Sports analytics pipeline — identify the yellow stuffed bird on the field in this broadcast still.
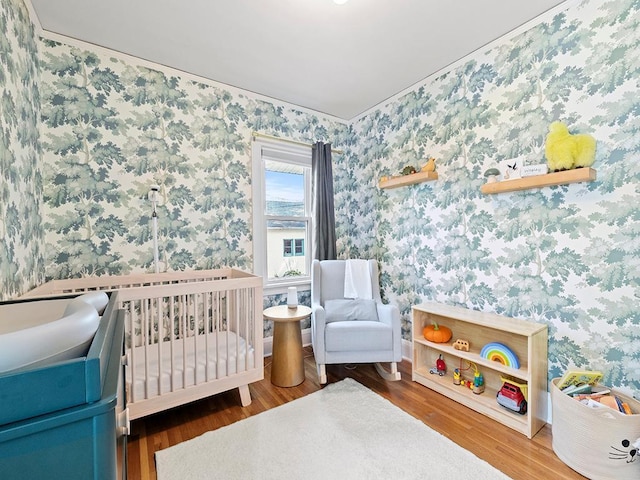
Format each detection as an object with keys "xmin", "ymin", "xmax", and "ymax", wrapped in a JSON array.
[
  {"xmin": 573, "ymin": 132, "xmax": 597, "ymax": 168},
  {"xmin": 421, "ymin": 157, "xmax": 436, "ymax": 172},
  {"xmin": 545, "ymin": 121, "xmax": 596, "ymax": 172}
]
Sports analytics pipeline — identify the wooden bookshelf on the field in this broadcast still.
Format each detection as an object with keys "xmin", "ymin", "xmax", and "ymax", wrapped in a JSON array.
[
  {"xmin": 379, "ymin": 171, "xmax": 438, "ymax": 189},
  {"xmin": 412, "ymin": 302, "xmax": 548, "ymax": 438},
  {"xmin": 480, "ymin": 168, "xmax": 596, "ymax": 194}
]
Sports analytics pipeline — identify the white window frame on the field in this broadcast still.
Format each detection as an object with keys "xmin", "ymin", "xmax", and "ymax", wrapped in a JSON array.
[{"xmin": 252, "ymin": 138, "xmax": 312, "ymax": 294}]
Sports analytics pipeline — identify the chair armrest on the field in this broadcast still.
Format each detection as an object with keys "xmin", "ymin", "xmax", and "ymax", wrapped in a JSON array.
[
  {"xmin": 377, "ymin": 303, "xmax": 402, "ymax": 360},
  {"xmin": 376, "ymin": 303, "xmax": 399, "ymax": 327},
  {"xmin": 311, "ymin": 303, "xmax": 327, "ymax": 363},
  {"xmin": 312, "ymin": 303, "xmax": 326, "ymax": 326}
]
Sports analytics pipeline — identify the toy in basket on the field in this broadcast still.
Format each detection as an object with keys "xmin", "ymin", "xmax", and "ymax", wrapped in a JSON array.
[{"xmin": 551, "ymin": 378, "xmax": 640, "ymax": 480}]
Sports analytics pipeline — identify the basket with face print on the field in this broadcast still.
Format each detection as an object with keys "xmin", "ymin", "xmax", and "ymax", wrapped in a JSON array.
[{"xmin": 551, "ymin": 378, "xmax": 640, "ymax": 480}]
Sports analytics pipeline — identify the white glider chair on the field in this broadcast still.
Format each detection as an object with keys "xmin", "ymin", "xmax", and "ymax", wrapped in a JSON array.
[{"xmin": 311, "ymin": 259, "xmax": 402, "ymax": 384}]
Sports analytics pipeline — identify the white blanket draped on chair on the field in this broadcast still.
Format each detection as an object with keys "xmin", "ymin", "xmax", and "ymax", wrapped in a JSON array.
[{"xmin": 343, "ymin": 259, "xmax": 372, "ymax": 299}]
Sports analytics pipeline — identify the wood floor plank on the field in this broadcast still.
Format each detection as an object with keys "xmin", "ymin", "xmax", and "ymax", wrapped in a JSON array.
[{"xmin": 126, "ymin": 354, "xmax": 586, "ymax": 479}]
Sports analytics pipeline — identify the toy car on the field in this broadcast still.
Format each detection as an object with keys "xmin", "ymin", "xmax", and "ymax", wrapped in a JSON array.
[
  {"xmin": 429, "ymin": 354, "xmax": 446, "ymax": 376},
  {"xmin": 496, "ymin": 381, "xmax": 527, "ymax": 415}
]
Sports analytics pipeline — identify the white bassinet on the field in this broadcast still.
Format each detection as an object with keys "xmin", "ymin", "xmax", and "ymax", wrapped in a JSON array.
[{"xmin": 0, "ymin": 292, "xmax": 108, "ymax": 373}]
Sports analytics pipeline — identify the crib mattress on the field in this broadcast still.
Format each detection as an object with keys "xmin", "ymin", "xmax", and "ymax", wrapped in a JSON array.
[{"xmin": 126, "ymin": 331, "xmax": 255, "ymax": 401}]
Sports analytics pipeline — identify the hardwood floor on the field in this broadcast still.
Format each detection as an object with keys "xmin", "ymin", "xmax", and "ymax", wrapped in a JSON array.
[{"xmin": 127, "ymin": 348, "xmax": 586, "ymax": 479}]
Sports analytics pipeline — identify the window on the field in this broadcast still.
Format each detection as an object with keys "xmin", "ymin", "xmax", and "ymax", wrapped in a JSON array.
[
  {"xmin": 283, "ymin": 238, "xmax": 304, "ymax": 257},
  {"xmin": 252, "ymin": 138, "xmax": 312, "ymax": 290},
  {"xmin": 284, "ymin": 239, "xmax": 293, "ymax": 257}
]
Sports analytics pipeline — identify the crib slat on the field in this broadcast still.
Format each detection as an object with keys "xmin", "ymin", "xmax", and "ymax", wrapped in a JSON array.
[
  {"xmin": 225, "ymin": 290, "xmax": 231, "ymax": 378},
  {"xmin": 141, "ymin": 299, "xmax": 148, "ymax": 400},
  {"xmin": 180, "ymin": 294, "xmax": 187, "ymax": 392},
  {"xmin": 155, "ymin": 296, "xmax": 163, "ymax": 399},
  {"xmin": 204, "ymin": 291, "xmax": 211, "ymax": 382},
  {"xmin": 216, "ymin": 291, "xmax": 222, "ymax": 379},
  {"xmin": 169, "ymin": 295, "xmax": 176, "ymax": 393},
  {"xmin": 194, "ymin": 292, "xmax": 200, "ymax": 386},
  {"xmin": 243, "ymin": 287, "xmax": 250, "ymax": 372},
  {"xmin": 235, "ymin": 288, "xmax": 241, "ymax": 375},
  {"xmin": 127, "ymin": 300, "xmax": 135, "ymax": 403}
]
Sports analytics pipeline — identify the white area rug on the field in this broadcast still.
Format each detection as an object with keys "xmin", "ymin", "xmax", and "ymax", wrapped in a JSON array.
[{"xmin": 155, "ymin": 378, "xmax": 511, "ymax": 480}]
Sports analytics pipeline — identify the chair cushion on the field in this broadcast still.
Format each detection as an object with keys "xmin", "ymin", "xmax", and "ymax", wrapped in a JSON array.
[
  {"xmin": 324, "ymin": 299, "xmax": 378, "ymax": 323},
  {"xmin": 325, "ymin": 321, "xmax": 392, "ymax": 352}
]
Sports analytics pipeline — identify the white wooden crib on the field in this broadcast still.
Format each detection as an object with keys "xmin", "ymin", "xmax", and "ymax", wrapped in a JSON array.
[{"xmin": 22, "ymin": 268, "xmax": 263, "ymax": 420}]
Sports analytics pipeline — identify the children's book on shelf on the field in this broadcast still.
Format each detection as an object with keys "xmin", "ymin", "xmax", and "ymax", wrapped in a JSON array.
[{"xmin": 557, "ymin": 369, "xmax": 603, "ymax": 391}]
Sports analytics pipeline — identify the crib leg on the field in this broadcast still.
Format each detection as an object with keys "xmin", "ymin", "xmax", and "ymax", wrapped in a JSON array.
[{"xmin": 238, "ymin": 384, "xmax": 252, "ymax": 407}]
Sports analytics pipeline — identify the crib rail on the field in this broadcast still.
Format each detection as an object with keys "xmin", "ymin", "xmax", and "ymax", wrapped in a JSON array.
[
  {"xmin": 22, "ymin": 269, "xmax": 263, "ymax": 419},
  {"xmin": 22, "ymin": 268, "xmax": 256, "ymax": 297}
]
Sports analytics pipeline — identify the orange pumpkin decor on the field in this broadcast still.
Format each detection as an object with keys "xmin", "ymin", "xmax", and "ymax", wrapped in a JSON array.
[{"xmin": 423, "ymin": 322, "xmax": 452, "ymax": 343}]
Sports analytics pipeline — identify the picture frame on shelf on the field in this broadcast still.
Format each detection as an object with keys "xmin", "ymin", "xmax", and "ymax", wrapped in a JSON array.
[{"xmin": 500, "ymin": 158, "xmax": 522, "ymax": 180}]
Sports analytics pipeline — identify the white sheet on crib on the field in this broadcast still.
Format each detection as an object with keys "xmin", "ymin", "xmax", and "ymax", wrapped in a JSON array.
[{"xmin": 126, "ymin": 331, "xmax": 255, "ymax": 401}]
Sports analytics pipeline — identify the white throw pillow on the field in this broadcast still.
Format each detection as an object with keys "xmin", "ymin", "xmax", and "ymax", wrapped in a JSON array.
[{"xmin": 324, "ymin": 299, "xmax": 378, "ymax": 323}]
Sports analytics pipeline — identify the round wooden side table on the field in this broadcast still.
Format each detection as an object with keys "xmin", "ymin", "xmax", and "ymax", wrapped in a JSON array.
[{"xmin": 263, "ymin": 305, "xmax": 311, "ymax": 387}]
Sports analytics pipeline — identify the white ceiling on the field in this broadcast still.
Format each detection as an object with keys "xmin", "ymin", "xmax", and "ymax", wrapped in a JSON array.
[{"xmin": 29, "ymin": 0, "xmax": 568, "ymax": 120}]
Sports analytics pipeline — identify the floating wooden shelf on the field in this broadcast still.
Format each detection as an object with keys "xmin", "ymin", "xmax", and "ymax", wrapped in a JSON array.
[
  {"xmin": 480, "ymin": 168, "xmax": 596, "ymax": 194},
  {"xmin": 379, "ymin": 171, "xmax": 438, "ymax": 189}
]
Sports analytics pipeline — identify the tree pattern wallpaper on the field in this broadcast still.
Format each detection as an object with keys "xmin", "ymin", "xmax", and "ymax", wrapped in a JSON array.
[
  {"xmin": 0, "ymin": 0, "xmax": 637, "ymax": 395},
  {"xmin": 349, "ymin": 0, "xmax": 639, "ymax": 393},
  {"xmin": 37, "ymin": 44, "xmax": 345, "ymax": 279},
  {"xmin": 0, "ymin": 0, "xmax": 43, "ymax": 299}
]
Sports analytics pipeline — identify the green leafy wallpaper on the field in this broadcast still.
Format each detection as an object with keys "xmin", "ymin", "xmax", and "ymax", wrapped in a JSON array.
[
  {"xmin": 349, "ymin": 0, "xmax": 639, "ymax": 392},
  {"xmin": 0, "ymin": 0, "xmax": 43, "ymax": 300},
  {"xmin": 38, "ymin": 43, "xmax": 346, "ymax": 279},
  {"xmin": 0, "ymin": 0, "xmax": 637, "ymax": 394}
]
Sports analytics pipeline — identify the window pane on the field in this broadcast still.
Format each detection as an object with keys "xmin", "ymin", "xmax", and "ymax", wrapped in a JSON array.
[
  {"xmin": 267, "ymin": 220, "xmax": 307, "ymax": 278},
  {"xmin": 265, "ymin": 160, "xmax": 304, "ymax": 216},
  {"xmin": 294, "ymin": 239, "xmax": 304, "ymax": 256},
  {"xmin": 283, "ymin": 239, "xmax": 293, "ymax": 257}
]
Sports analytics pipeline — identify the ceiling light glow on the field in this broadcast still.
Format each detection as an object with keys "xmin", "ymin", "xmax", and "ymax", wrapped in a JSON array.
[{"xmin": 333, "ymin": 0, "xmax": 349, "ymax": 5}]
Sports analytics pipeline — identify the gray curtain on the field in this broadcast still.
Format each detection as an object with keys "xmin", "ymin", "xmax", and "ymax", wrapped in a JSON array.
[{"xmin": 312, "ymin": 142, "xmax": 337, "ymax": 260}]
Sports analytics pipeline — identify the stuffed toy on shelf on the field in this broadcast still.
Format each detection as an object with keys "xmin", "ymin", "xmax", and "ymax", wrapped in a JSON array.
[{"xmin": 544, "ymin": 121, "xmax": 596, "ymax": 172}]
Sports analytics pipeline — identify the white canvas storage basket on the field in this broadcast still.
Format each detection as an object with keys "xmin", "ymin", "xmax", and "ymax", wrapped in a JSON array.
[{"xmin": 551, "ymin": 378, "xmax": 640, "ymax": 480}]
